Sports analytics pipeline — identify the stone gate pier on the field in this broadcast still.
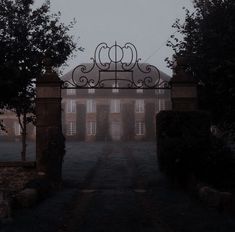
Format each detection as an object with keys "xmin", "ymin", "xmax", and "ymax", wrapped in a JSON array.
[{"xmin": 36, "ymin": 65, "xmax": 64, "ymax": 188}]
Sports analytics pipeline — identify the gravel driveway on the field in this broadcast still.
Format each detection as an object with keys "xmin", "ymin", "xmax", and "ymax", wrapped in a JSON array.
[{"xmin": 1, "ymin": 142, "xmax": 235, "ymax": 232}]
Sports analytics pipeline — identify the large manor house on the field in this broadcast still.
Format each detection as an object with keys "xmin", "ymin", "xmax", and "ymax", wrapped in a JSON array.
[{"xmin": 0, "ymin": 63, "xmax": 171, "ymax": 142}]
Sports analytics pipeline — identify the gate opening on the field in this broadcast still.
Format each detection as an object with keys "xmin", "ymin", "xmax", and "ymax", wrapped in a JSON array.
[{"xmin": 61, "ymin": 42, "xmax": 171, "ymax": 142}]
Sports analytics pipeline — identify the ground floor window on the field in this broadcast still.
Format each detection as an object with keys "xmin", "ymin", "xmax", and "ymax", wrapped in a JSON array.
[
  {"xmin": 66, "ymin": 121, "xmax": 76, "ymax": 136},
  {"xmin": 135, "ymin": 121, "xmax": 145, "ymax": 135},
  {"xmin": 87, "ymin": 121, "xmax": 96, "ymax": 135},
  {"xmin": 67, "ymin": 100, "xmax": 76, "ymax": 113},
  {"xmin": 158, "ymin": 99, "xmax": 166, "ymax": 111}
]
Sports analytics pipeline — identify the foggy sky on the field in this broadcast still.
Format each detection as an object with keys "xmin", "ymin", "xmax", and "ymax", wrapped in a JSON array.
[{"xmin": 35, "ymin": 0, "xmax": 194, "ymax": 75}]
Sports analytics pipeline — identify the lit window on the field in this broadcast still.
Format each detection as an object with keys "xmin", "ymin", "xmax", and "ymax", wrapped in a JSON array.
[
  {"xmin": 135, "ymin": 121, "xmax": 145, "ymax": 135},
  {"xmin": 66, "ymin": 83, "xmax": 76, "ymax": 95},
  {"xmin": 86, "ymin": 99, "xmax": 96, "ymax": 113},
  {"xmin": 88, "ymin": 83, "xmax": 95, "ymax": 94},
  {"xmin": 66, "ymin": 121, "xmax": 76, "ymax": 136},
  {"xmin": 14, "ymin": 122, "xmax": 21, "ymax": 136},
  {"xmin": 112, "ymin": 83, "xmax": 119, "ymax": 93},
  {"xmin": 87, "ymin": 121, "xmax": 96, "ymax": 135},
  {"xmin": 67, "ymin": 100, "xmax": 76, "ymax": 113},
  {"xmin": 135, "ymin": 99, "xmax": 144, "ymax": 113},
  {"xmin": 110, "ymin": 99, "xmax": 120, "ymax": 113}
]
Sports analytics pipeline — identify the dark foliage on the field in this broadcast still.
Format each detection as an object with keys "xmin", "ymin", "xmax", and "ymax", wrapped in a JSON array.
[
  {"xmin": 156, "ymin": 111, "xmax": 210, "ymax": 184},
  {"xmin": 0, "ymin": 0, "xmax": 80, "ymax": 159},
  {"xmin": 201, "ymin": 136, "xmax": 235, "ymax": 190},
  {"xmin": 166, "ymin": 0, "xmax": 235, "ymax": 127},
  {"xmin": 156, "ymin": 110, "xmax": 234, "ymax": 190}
]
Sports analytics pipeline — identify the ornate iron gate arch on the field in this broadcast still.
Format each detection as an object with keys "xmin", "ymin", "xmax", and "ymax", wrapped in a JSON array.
[{"xmin": 62, "ymin": 42, "xmax": 171, "ymax": 90}]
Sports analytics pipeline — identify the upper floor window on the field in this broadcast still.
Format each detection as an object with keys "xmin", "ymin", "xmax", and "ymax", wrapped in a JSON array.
[
  {"xmin": 136, "ymin": 83, "xmax": 143, "ymax": 94},
  {"xmin": 112, "ymin": 83, "xmax": 119, "ymax": 93},
  {"xmin": 66, "ymin": 84, "xmax": 76, "ymax": 95},
  {"xmin": 87, "ymin": 121, "xmax": 96, "ymax": 135},
  {"xmin": 110, "ymin": 99, "xmax": 120, "ymax": 113},
  {"xmin": 155, "ymin": 89, "xmax": 164, "ymax": 95},
  {"xmin": 88, "ymin": 83, "xmax": 95, "ymax": 94},
  {"xmin": 67, "ymin": 100, "xmax": 76, "ymax": 113},
  {"xmin": 135, "ymin": 99, "xmax": 144, "ymax": 113},
  {"xmin": 66, "ymin": 121, "xmax": 76, "ymax": 136},
  {"xmin": 86, "ymin": 99, "xmax": 96, "ymax": 113}
]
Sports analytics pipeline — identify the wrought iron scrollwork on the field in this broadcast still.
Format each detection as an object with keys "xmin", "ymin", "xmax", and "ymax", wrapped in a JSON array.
[{"xmin": 62, "ymin": 42, "xmax": 170, "ymax": 89}]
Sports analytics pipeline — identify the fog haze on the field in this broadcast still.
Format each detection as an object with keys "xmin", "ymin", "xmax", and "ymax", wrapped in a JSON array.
[{"xmin": 35, "ymin": 0, "xmax": 194, "ymax": 75}]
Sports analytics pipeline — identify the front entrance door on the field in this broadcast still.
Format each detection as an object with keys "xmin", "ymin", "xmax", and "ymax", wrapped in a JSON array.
[{"xmin": 111, "ymin": 122, "xmax": 121, "ymax": 141}]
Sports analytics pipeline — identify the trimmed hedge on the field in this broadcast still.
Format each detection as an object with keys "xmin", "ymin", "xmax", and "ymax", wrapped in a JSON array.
[
  {"xmin": 156, "ymin": 111, "xmax": 211, "ymax": 185},
  {"xmin": 156, "ymin": 111, "xmax": 235, "ymax": 190}
]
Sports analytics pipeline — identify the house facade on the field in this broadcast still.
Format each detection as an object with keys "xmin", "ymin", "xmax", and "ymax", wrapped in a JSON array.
[
  {"xmin": 0, "ymin": 63, "xmax": 172, "ymax": 142},
  {"xmin": 62, "ymin": 88, "xmax": 171, "ymax": 142},
  {"xmin": 61, "ymin": 63, "xmax": 172, "ymax": 141}
]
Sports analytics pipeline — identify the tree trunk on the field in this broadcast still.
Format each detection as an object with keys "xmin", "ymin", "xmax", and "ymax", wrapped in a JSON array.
[{"xmin": 21, "ymin": 112, "xmax": 27, "ymax": 161}]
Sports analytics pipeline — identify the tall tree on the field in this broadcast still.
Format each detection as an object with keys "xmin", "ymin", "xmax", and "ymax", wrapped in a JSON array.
[
  {"xmin": 166, "ymin": 0, "xmax": 235, "ymax": 129},
  {"xmin": 0, "ymin": 0, "xmax": 81, "ymax": 160}
]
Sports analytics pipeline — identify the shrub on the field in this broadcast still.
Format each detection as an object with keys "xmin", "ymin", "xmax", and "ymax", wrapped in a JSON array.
[
  {"xmin": 201, "ymin": 136, "xmax": 234, "ymax": 190},
  {"xmin": 156, "ymin": 111, "xmax": 211, "ymax": 185},
  {"xmin": 156, "ymin": 111, "xmax": 235, "ymax": 190}
]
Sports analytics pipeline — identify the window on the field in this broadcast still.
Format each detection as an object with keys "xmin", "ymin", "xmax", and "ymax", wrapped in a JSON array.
[
  {"xmin": 110, "ymin": 99, "xmax": 120, "ymax": 113},
  {"xmin": 88, "ymin": 83, "xmax": 95, "ymax": 94},
  {"xmin": 86, "ymin": 99, "xmax": 96, "ymax": 113},
  {"xmin": 155, "ymin": 89, "xmax": 164, "ymax": 95},
  {"xmin": 135, "ymin": 121, "xmax": 145, "ymax": 135},
  {"xmin": 137, "ymin": 88, "xmax": 143, "ymax": 94},
  {"xmin": 135, "ymin": 99, "xmax": 144, "ymax": 113},
  {"xmin": 158, "ymin": 99, "xmax": 165, "ymax": 111},
  {"xmin": 14, "ymin": 122, "xmax": 21, "ymax": 136},
  {"xmin": 66, "ymin": 84, "xmax": 76, "ymax": 95},
  {"xmin": 87, "ymin": 121, "xmax": 96, "ymax": 135},
  {"xmin": 136, "ymin": 83, "xmax": 143, "ymax": 93},
  {"xmin": 67, "ymin": 100, "xmax": 76, "ymax": 113},
  {"xmin": 112, "ymin": 83, "xmax": 119, "ymax": 93},
  {"xmin": 66, "ymin": 121, "xmax": 76, "ymax": 136}
]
